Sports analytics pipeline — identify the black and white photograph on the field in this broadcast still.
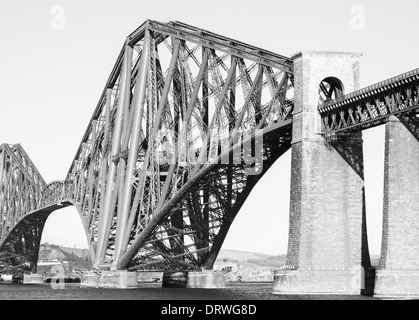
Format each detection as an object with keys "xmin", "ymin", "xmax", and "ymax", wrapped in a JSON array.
[{"xmin": 0, "ymin": 0, "xmax": 418, "ymax": 311}]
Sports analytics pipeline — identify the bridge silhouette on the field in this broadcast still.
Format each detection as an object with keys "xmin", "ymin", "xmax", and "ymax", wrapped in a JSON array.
[{"xmin": 0, "ymin": 20, "xmax": 418, "ymax": 297}]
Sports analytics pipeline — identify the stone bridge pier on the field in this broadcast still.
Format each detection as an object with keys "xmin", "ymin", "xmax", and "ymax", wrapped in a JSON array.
[
  {"xmin": 374, "ymin": 116, "xmax": 419, "ymax": 298},
  {"xmin": 273, "ymin": 51, "xmax": 375, "ymax": 295}
]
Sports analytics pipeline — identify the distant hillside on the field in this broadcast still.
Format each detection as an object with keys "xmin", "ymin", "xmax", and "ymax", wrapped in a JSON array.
[
  {"xmin": 218, "ymin": 250, "xmax": 272, "ymax": 261},
  {"xmin": 217, "ymin": 250, "xmax": 286, "ymax": 268},
  {"xmin": 39, "ymin": 243, "xmax": 91, "ymax": 270},
  {"xmin": 217, "ymin": 250, "xmax": 381, "ymax": 268}
]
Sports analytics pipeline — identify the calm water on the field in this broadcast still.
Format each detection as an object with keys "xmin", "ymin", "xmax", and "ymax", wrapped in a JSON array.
[{"xmin": 0, "ymin": 282, "xmax": 378, "ymax": 300}]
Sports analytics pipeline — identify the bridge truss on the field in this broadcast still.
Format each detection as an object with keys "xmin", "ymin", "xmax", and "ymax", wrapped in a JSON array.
[
  {"xmin": 61, "ymin": 20, "xmax": 295, "ymax": 271},
  {"xmin": 319, "ymin": 68, "xmax": 419, "ymax": 137},
  {"xmin": 0, "ymin": 144, "xmax": 48, "ymax": 272},
  {"xmin": 0, "ymin": 20, "xmax": 295, "ymax": 272}
]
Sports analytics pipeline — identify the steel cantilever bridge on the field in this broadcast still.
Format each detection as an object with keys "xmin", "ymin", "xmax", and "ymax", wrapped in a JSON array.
[
  {"xmin": 1, "ymin": 20, "xmax": 419, "ymax": 279},
  {"xmin": 0, "ymin": 20, "xmax": 294, "ymax": 272}
]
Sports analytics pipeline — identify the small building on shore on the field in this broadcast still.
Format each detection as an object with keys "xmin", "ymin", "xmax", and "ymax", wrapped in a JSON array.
[{"xmin": 0, "ymin": 274, "xmax": 13, "ymax": 282}]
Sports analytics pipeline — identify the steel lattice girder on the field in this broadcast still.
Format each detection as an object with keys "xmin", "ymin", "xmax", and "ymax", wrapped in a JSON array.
[
  {"xmin": 0, "ymin": 144, "xmax": 50, "ymax": 272},
  {"xmin": 0, "ymin": 209, "xmax": 51, "ymax": 273},
  {"xmin": 127, "ymin": 127, "xmax": 292, "ymax": 271},
  {"xmin": 46, "ymin": 20, "xmax": 296, "ymax": 271},
  {"xmin": 0, "ymin": 144, "xmax": 47, "ymax": 244},
  {"xmin": 319, "ymin": 68, "xmax": 419, "ymax": 137}
]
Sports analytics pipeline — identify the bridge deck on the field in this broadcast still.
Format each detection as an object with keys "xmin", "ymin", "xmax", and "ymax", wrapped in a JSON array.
[{"xmin": 319, "ymin": 68, "xmax": 419, "ymax": 135}]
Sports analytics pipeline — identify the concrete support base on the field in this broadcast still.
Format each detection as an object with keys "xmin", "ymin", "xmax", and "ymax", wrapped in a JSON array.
[
  {"xmin": 273, "ymin": 268, "xmax": 375, "ymax": 295},
  {"xmin": 80, "ymin": 270, "xmax": 138, "ymax": 289},
  {"xmin": 23, "ymin": 274, "xmax": 44, "ymax": 284},
  {"xmin": 187, "ymin": 271, "xmax": 225, "ymax": 289},
  {"xmin": 80, "ymin": 272, "xmax": 101, "ymax": 288},
  {"xmin": 374, "ymin": 270, "xmax": 419, "ymax": 299}
]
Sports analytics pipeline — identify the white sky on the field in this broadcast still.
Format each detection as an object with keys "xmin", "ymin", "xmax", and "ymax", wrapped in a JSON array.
[{"xmin": 1, "ymin": 0, "xmax": 418, "ymax": 255}]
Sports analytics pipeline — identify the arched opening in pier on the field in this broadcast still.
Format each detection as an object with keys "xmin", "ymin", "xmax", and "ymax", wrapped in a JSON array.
[{"xmin": 318, "ymin": 77, "xmax": 345, "ymax": 104}]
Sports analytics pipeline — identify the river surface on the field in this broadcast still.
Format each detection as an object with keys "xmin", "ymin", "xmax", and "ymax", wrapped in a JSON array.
[{"xmin": 0, "ymin": 282, "xmax": 378, "ymax": 300}]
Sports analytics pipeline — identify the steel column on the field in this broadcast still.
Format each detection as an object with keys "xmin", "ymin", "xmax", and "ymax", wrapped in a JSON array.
[
  {"xmin": 113, "ymin": 30, "xmax": 151, "ymax": 262},
  {"xmin": 94, "ymin": 43, "xmax": 133, "ymax": 267}
]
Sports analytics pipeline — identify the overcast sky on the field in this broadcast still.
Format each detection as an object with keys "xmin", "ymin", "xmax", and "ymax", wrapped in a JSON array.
[{"xmin": 1, "ymin": 0, "xmax": 418, "ymax": 255}]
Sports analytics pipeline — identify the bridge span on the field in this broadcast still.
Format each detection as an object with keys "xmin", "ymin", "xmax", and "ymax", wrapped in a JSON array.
[{"xmin": 1, "ymin": 21, "xmax": 418, "ymax": 298}]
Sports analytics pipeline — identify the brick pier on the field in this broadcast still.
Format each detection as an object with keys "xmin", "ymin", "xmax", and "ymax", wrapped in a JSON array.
[
  {"xmin": 374, "ymin": 116, "xmax": 419, "ymax": 298},
  {"xmin": 273, "ymin": 51, "xmax": 374, "ymax": 295}
]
